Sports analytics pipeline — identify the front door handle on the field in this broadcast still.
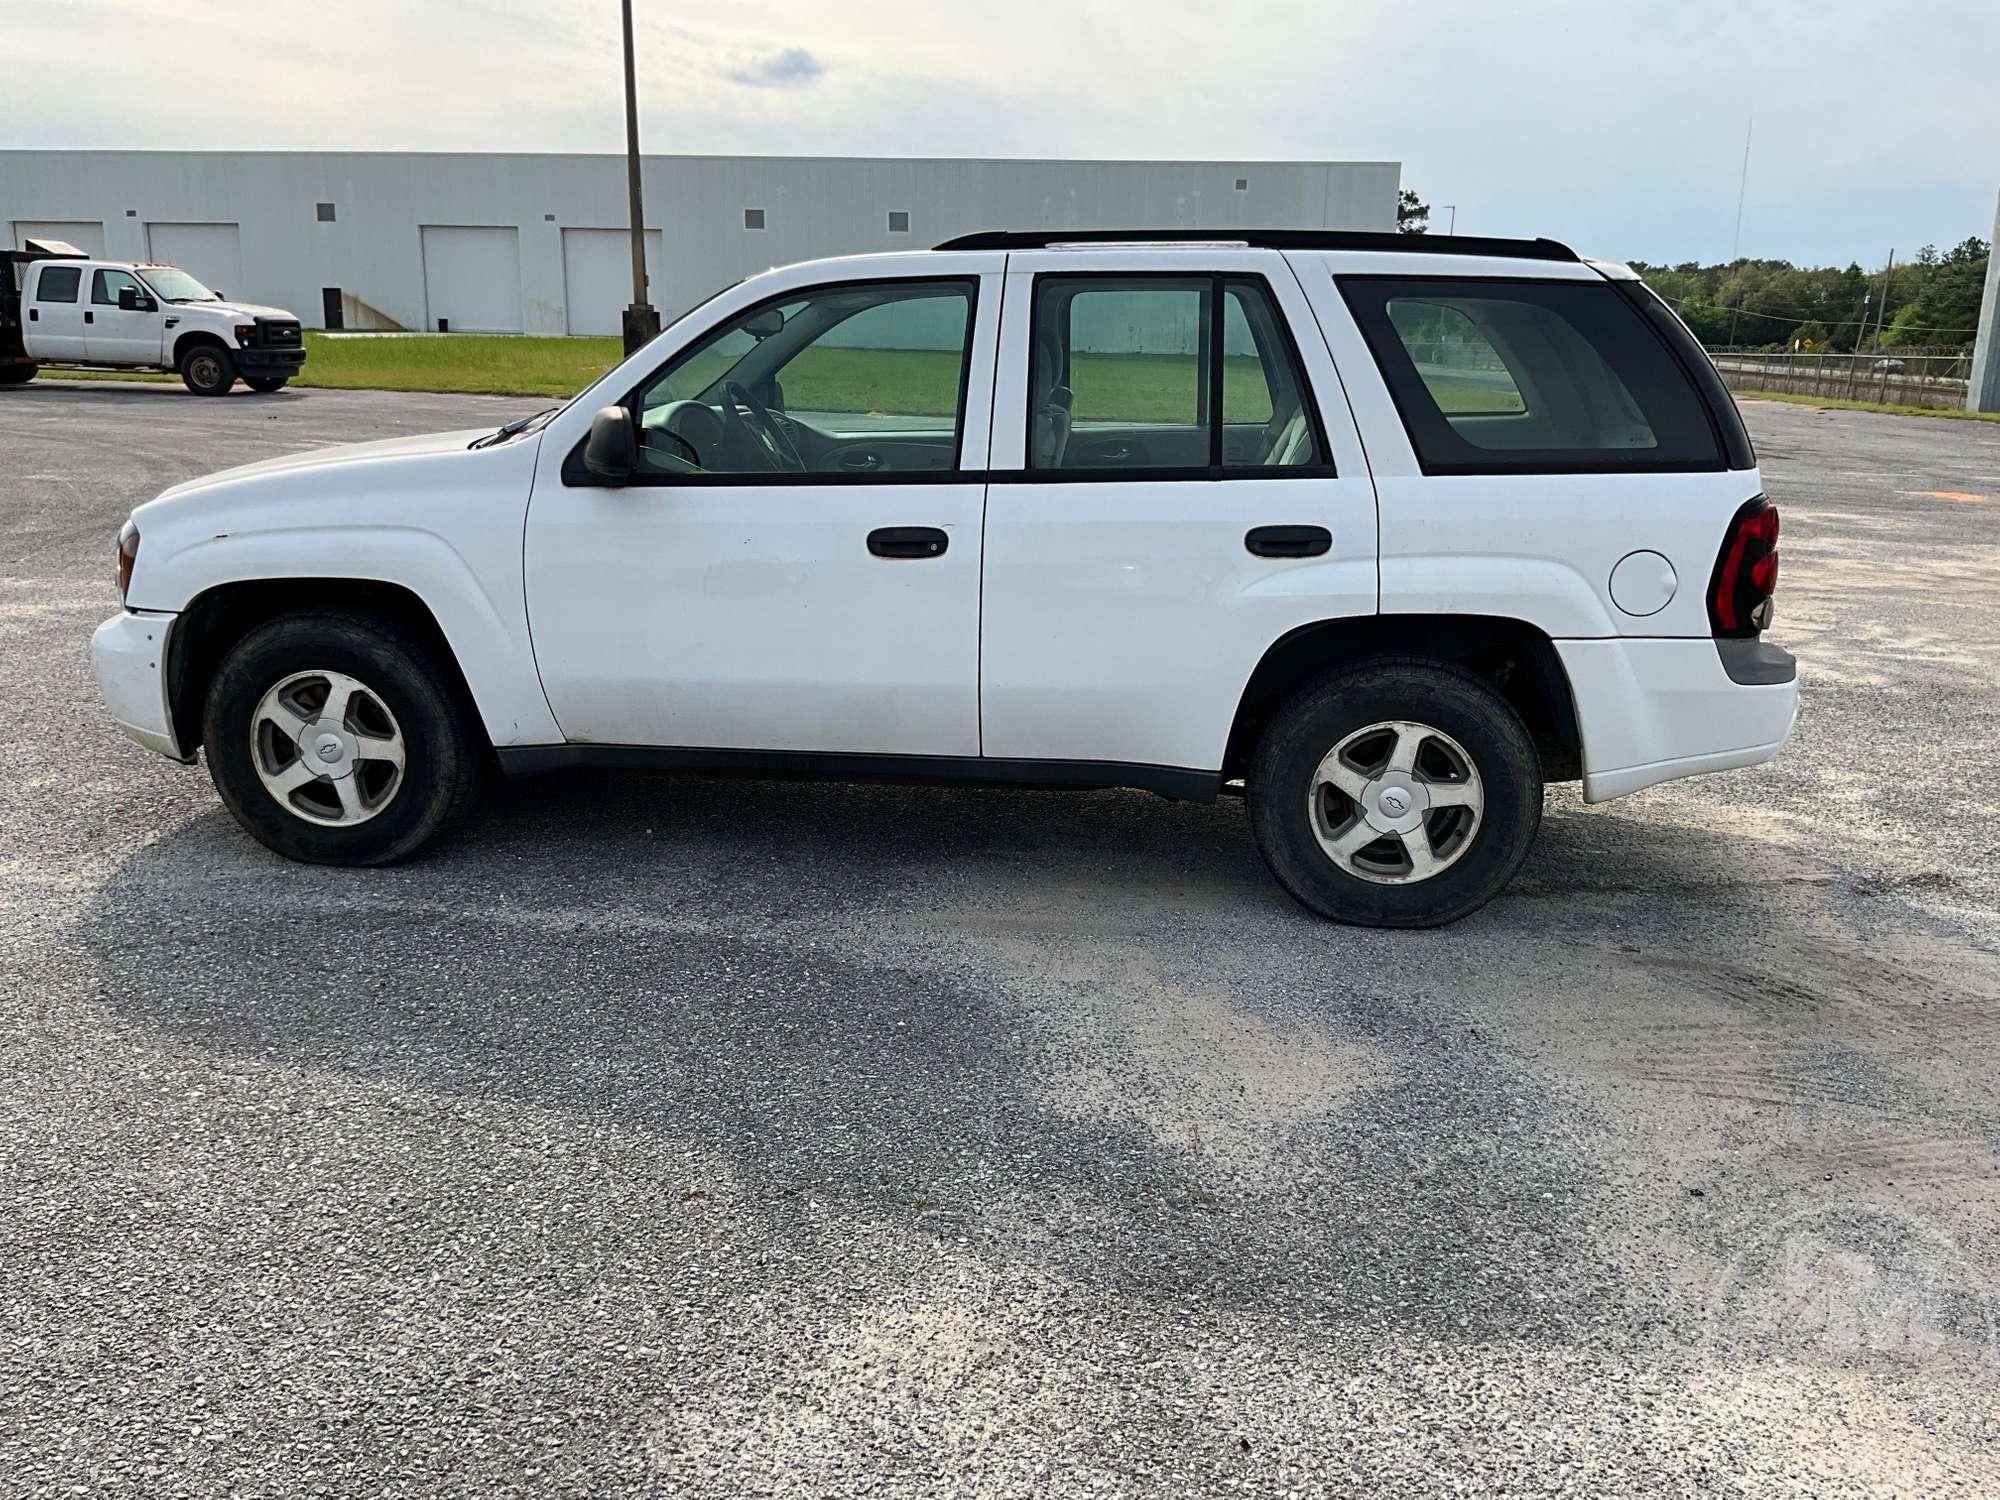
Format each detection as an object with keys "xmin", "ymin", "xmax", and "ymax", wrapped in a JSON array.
[
  {"xmin": 867, "ymin": 526, "xmax": 949, "ymax": 560},
  {"xmin": 1245, "ymin": 524, "xmax": 1331, "ymax": 558},
  {"xmin": 84, "ymin": 310, "xmax": 94, "ymax": 324}
]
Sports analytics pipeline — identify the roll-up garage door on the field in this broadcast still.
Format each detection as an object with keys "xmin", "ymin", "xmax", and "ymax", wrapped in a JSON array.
[
  {"xmin": 560, "ymin": 228, "xmax": 664, "ymax": 336},
  {"xmin": 419, "ymin": 226, "xmax": 523, "ymax": 333},
  {"xmin": 13, "ymin": 221, "xmax": 105, "ymax": 257},
  {"xmin": 146, "ymin": 223, "xmax": 244, "ymax": 299}
]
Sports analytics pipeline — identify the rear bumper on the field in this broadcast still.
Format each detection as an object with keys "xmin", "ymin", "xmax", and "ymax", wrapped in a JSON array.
[
  {"xmin": 91, "ymin": 609, "xmax": 189, "ymax": 762},
  {"xmin": 235, "ymin": 347, "xmax": 305, "ymax": 377},
  {"xmin": 1557, "ymin": 636, "xmax": 1798, "ymax": 803}
]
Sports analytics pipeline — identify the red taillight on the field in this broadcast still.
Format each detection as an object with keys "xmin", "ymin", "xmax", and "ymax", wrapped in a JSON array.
[{"xmin": 1709, "ymin": 498, "xmax": 1780, "ymax": 637}]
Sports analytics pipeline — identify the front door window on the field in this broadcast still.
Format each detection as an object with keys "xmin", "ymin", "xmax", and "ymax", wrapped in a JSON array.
[{"xmin": 632, "ymin": 280, "xmax": 976, "ymax": 477}]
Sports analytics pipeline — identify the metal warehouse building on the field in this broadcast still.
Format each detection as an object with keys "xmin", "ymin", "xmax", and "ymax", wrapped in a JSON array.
[{"xmin": 0, "ymin": 151, "xmax": 1399, "ymax": 336}]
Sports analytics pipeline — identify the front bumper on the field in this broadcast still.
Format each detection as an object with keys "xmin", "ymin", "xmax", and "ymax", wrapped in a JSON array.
[
  {"xmin": 1557, "ymin": 635, "xmax": 1799, "ymax": 803},
  {"xmin": 235, "ymin": 346, "xmax": 306, "ymax": 378},
  {"xmin": 91, "ymin": 609, "xmax": 189, "ymax": 762}
]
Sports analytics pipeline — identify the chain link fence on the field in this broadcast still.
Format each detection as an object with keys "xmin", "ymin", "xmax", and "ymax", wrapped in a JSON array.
[{"xmin": 1708, "ymin": 347, "xmax": 1971, "ymax": 409}]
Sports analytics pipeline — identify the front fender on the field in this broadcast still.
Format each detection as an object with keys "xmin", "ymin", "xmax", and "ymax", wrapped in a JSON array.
[
  {"xmin": 140, "ymin": 526, "xmax": 561, "ymax": 746},
  {"xmin": 125, "ymin": 439, "xmax": 560, "ymax": 746}
]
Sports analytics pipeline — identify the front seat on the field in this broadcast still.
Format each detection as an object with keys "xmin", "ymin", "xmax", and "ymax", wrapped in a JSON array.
[
  {"xmin": 1032, "ymin": 331, "xmax": 1073, "ymax": 469},
  {"xmin": 1259, "ymin": 407, "xmax": 1314, "ymax": 467}
]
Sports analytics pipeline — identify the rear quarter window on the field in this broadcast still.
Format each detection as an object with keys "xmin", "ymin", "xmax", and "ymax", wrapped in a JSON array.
[{"xmin": 1339, "ymin": 276, "xmax": 1727, "ymax": 475}]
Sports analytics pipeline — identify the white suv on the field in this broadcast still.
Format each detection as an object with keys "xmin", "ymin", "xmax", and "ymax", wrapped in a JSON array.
[{"xmin": 90, "ymin": 230, "xmax": 1796, "ymax": 926}]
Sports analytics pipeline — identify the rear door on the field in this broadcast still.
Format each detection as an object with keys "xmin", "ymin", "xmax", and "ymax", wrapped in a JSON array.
[
  {"xmin": 979, "ymin": 247, "xmax": 1378, "ymax": 771},
  {"xmin": 25, "ymin": 262, "xmax": 88, "ymax": 360},
  {"xmin": 85, "ymin": 268, "xmax": 165, "ymax": 364}
]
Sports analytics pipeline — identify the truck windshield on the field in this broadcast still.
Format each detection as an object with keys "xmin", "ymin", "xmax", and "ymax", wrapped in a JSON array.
[{"xmin": 139, "ymin": 267, "xmax": 219, "ymax": 303}]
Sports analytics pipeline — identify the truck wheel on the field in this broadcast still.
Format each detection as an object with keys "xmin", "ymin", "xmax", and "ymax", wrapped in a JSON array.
[
  {"xmin": 1247, "ymin": 658, "xmax": 1543, "ymax": 928},
  {"xmin": 202, "ymin": 610, "xmax": 482, "ymax": 865},
  {"xmin": 179, "ymin": 344, "xmax": 237, "ymax": 396},
  {"xmin": 0, "ymin": 363, "xmax": 36, "ymax": 385},
  {"xmin": 243, "ymin": 376, "xmax": 289, "ymax": 393}
]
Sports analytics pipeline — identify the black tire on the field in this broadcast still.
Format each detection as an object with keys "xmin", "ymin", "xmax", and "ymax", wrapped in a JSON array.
[
  {"xmin": 179, "ymin": 343, "xmax": 236, "ymax": 396},
  {"xmin": 244, "ymin": 376, "xmax": 289, "ymax": 393},
  {"xmin": 202, "ymin": 609, "xmax": 482, "ymax": 865},
  {"xmin": 1248, "ymin": 658, "xmax": 1542, "ymax": 928},
  {"xmin": 0, "ymin": 363, "xmax": 36, "ymax": 385}
]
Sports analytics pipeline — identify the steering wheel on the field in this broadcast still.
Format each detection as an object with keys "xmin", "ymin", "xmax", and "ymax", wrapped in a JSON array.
[{"xmin": 720, "ymin": 381, "xmax": 806, "ymax": 473}]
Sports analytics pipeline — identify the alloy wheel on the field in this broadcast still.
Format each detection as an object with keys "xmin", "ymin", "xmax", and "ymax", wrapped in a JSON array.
[
  {"xmin": 1307, "ymin": 719, "xmax": 1484, "ymax": 884},
  {"xmin": 250, "ymin": 669, "xmax": 406, "ymax": 826}
]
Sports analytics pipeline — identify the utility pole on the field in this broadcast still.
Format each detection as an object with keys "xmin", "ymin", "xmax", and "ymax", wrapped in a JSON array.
[
  {"xmin": 1968, "ymin": 190, "xmax": 2000, "ymax": 412},
  {"xmin": 620, "ymin": 0, "xmax": 660, "ymax": 356},
  {"xmin": 1871, "ymin": 248, "xmax": 1897, "ymax": 347},
  {"xmin": 1442, "ymin": 205, "xmax": 1457, "ymax": 235}
]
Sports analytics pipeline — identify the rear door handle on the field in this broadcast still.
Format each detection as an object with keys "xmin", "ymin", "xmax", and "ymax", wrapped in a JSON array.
[
  {"xmin": 867, "ymin": 526, "xmax": 949, "ymax": 559},
  {"xmin": 1245, "ymin": 525, "xmax": 1331, "ymax": 558},
  {"xmin": 84, "ymin": 310, "xmax": 94, "ymax": 324}
]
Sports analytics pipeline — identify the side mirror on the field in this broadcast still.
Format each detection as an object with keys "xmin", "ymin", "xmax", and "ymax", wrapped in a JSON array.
[
  {"xmin": 583, "ymin": 406, "xmax": 637, "ymax": 484},
  {"xmin": 118, "ymin": 287, "xmax": 156, "ymax": 313}
]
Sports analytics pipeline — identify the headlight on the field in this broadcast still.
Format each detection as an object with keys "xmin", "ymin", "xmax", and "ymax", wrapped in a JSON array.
[
  {"xmin": 116, "ymin": 520, "xmax": 140, "ymax": 600},
  {"xmin": 234, "ymin": 323, "xmax": 256, "ymax": 345}
]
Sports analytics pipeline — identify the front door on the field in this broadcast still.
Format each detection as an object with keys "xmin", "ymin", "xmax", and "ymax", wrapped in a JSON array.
[
  {"xmin": 524, "ymin": 271, "xmax": 999, "ymax": 756},
  {"xmin": 85, "ymin": 268, "xmax": 165, "ymax": 364},
  {"xmin": 980, "ymin": 250, "xmax": 1380, "ymax": 771},
  {"xmin": 26, "ymin": 262, "xmax": 88, "ymax": 360}
]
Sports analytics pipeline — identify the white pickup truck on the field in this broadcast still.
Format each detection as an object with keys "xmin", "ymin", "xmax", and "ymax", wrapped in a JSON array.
[{"xmin": 0, "ymin": 239, "xmax": 305, "ymax": 394}]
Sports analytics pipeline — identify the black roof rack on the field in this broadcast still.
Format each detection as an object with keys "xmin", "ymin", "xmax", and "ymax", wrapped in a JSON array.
[{"xmin": 933, "ymin": 228, "xmax": 1579, "ymax": 262}]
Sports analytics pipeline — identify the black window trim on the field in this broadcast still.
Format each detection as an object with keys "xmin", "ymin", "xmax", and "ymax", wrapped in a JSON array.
[
  {"xmin": 1022, "ymin": 269, "xmax": 1337, "ymax": 484},
  {"xmin": 1612, "ymin": 279, "xmax": 1756, "ymax": 471},
  {"xmin": 1337, "ymin": 272, "xmax": 1732, "ymax": 478},
  {"xmin": 565, "ymin": 273, "xmax": 984, "ymax": 488}
]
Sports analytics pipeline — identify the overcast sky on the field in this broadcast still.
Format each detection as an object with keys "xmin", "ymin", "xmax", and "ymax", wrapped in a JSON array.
[{"xmin": 4, "ymin": 0, "xmax": 1995, "ymax": 268}]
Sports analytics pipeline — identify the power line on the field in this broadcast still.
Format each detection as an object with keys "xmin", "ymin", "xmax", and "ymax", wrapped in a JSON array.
[{"xmin": 1652, "ymin": 289, "xmax": 1974, "ymax": 336}]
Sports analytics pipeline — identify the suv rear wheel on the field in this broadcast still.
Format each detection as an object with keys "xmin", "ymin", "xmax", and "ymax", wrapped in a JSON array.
[
  {"xmin": 202, "ymin": 610, "xmax": 481, "ymax": 864},
  {"xmin": 1248, "ymin": 659, "xmax": 1542, "ymax": 927},
  {"xmin": 179, "ymin": 343, "xmax": 236, "ymax": 396}
]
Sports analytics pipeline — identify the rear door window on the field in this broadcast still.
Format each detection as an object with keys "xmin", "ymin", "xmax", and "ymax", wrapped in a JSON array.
[
  {"xmin": 1339, "ymin": 277, "xmax": 1724, "ymax": 474},
  {"xmin": 1029, "ymin": 274, "xmax": 1327, "ymax": 474},
  {"xmin": 34, "ymin": 265, "xmax": 82, "ymax": 303}
]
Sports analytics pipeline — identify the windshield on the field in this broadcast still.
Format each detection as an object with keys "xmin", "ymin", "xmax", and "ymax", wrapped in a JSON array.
[{"xmin": 139, "ymin": 266, "xmax": 219, "ymax": 303}]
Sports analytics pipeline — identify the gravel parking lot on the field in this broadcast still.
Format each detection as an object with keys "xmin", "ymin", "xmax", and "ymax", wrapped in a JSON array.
[{"xmin": 2, "ymin": 381, "xmax": 1996, "ymax": 1497}]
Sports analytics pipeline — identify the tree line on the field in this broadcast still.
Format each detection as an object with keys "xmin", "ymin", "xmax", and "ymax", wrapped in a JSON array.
[
  {"xmin": 1397, "ymin": 190, "xmax": 1988, "ymax": 352},
  {"xmin": 1630, "ymin": 241, "xmax": 1990, "ymax": 351}
]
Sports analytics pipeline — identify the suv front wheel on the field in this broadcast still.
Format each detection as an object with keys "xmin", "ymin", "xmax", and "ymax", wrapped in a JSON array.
[
  {"xmin": 1248, "ymin": 659, "xmax": 1542, "ymax": 928},
  {"xmin": 202, "ymin": 610, "xmax": 482, "ymax": 864}
]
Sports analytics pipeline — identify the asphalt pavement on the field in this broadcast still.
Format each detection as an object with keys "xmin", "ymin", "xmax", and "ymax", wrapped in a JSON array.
[{"xmin": 1, "ymin": 380, "xmax": 1996, "ymax": 1497}]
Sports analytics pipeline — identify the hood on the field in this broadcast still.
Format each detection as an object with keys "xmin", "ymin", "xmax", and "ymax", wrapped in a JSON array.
[
  {"xmin": 170, "ymin": 299, "xmax": 296, "ymax": 322},
  {"xmin": 199, "ymin": 302, "xmax": 294, "ymax": 322},
  {"xmin": 146, "ymin": 427, "xmax": 498, "ymax": 506}
]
